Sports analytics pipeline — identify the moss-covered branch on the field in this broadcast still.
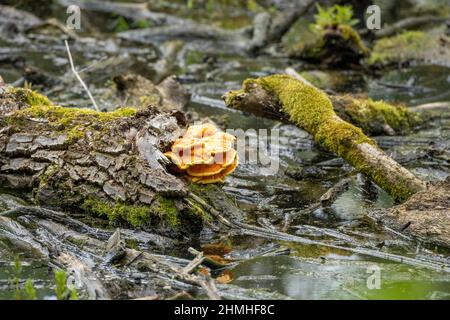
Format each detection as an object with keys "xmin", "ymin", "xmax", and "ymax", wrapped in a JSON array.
[
  {"xmin": 331, "ymin": 95, "xmax": 421, "ymax": 135},
  {"xmin": 224, "ymin": 74, "xmax": 426, "ymax": 201}
]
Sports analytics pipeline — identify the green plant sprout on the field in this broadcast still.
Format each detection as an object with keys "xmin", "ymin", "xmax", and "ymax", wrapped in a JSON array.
[
  {"xmin": 24, "ymin": 279, "xmax": 37, "ymax": 300},
  {"xmin": 310, "ymin": 4, "xmax": 359, "ymax": 33},
  {"xmin": 54, "ymin": 270, "xmax": 78, "ymax": 300},
  {"xmin": 8, "ymin": 255, "xmax": 37, "ymax": 300}
]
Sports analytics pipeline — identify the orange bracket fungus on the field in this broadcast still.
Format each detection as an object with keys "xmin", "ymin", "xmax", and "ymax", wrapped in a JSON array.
[{"xmin": 165, "ymin": 123, "xmax": 238, "ymax": 184}]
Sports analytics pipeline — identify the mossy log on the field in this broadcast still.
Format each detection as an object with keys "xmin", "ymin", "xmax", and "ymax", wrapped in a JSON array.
[
  {"xmin": 285, "ymin": 68, "xmax": 424, "ymax": 135},
  {"xmin": 223, "ymin": 74, "xmax": 426, "ymax": 202},
  {"xmin": 368, "ymin": 28, "xmax": 450, "ymax": 67},
  {"xmin": 0, "ymin": 87, "xmax": 203, "ymax": 236}
]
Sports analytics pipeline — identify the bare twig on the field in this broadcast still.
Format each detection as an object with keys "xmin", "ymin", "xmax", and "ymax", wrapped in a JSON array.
[
  {"xmin": 182, "ymin": 249, "xmax": 204, "ymax": 274},
  {"xmin": 64, "ymin": 40, "xmax": 100, "ymax": 111}
]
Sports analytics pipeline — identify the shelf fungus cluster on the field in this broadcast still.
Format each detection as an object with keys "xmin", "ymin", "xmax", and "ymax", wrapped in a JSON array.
[{"xmin": 165, "ymin": 123, "xmax": 238, "ymax": 184}]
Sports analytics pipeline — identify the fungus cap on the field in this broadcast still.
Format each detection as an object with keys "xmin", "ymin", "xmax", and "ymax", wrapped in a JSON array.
[{"xmin": 165, "ymin": 123, "xmax": 238, "ymax": 183}]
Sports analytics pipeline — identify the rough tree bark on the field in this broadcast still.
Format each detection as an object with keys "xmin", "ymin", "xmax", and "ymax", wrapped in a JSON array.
[
  {"xmin": 0, "ymin": 87, "xmax": 202, "ymax": 237},
  {"xmin": 223, "ymin": 74, "xmax": 426, "ymax": 202}
]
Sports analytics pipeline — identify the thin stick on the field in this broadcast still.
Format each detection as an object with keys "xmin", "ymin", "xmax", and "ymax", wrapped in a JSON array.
[
  {"xmin": 64, "ymin": 40, "xmax": 100, "ymax": 112},
  {"xmin": 182, "ymin": 249, "xmax": 204, "ymax": 274}
]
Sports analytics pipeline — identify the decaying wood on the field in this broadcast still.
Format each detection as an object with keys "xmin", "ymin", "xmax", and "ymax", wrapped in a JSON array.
[
  {"xmin": 188, "ymin": 192, "xmax": 450, "ymax": 271},
  {"xmin": 0, "ymin": 206, "xmax": 236, "ymax": 299},
  {"xmin": 0, "ymin": 87, "xmax": 196, "ymax": 236},
  {"xmin": 373, "ymin": 178, "xmax": 450, "ymax": 249},
  {"xmin": 286, "ymin": 67, "xmax": 422, "ymax": 136},
  {"xmin": 223, "ymin": 74, "xmax": 426, "ymax": 201},
  {"xmin": 222, "ymin": 74, "xmax": 450, "ymax": 248},
  {"xmin": 113, "ymin": 73, "xmax": 190, "ymax": 111}
]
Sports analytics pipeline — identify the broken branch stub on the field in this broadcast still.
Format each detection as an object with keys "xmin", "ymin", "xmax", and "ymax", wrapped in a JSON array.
[{"xmin": 223, "ymin": 74, "xmax": 426, "ymax": 202}]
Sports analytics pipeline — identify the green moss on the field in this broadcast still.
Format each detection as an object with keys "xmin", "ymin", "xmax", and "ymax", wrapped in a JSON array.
[
  {"xmin": 185, "ymin": 197, "xmax": 213, "ymax": 223},
  {"xmin": 186, "ymin": 50, "xmax": 204, "ymax": 65},
  {"xmin": 334, "ymin": 95, "xmax": 422, "ymax": 134},
  {"xmin": 251, "ymin": 75, "xmax": 335, "ymax": 135},
  {"xmin": 68, "ymin": 236, "xmax": 88, "ymax": 249},
  {"xmin": 125, "ymin": 239, "xmax": 138, "ymax": 250},
  {"xmin": 337, "ymin": 24, "xmax": 369, "ymax": 56},
  {"xmin": 150, "ymin": 195, "xmax": 180, "ymax": 228},
  {"xmin": 39, "ymin": 165, "xmax": 58, "ymax": 186},
  {"xmin": 291, "ymin": 23, "xmax": 369, "ymax": 63},
  {"xmin": 66, "ymin": 126, "xmax": 85, "ymax": 143},
  {"xmin": 226, "ymin": 74, "xmax": 421, "ymax": 201},
  {"xmin": 81, "ymin": 195, "xmax": 180, "ymax": 228},
  {"xmin": 10, "ymin": 87, "xmax": 52, "ymax": 107},
  {"xmin": 368, "ymin": 31, "xmax": 426, "ymax": 65},
  {"xmin": 18, "ymin": 104, "xmax": 137, "ymax": 126},
  {"xmin": 82, "ymin": 198, "xmax": 150, "ymax": 227},
  {"xmin": 7, "ymin": 88, "xmax": 137, "ymax": 143}
]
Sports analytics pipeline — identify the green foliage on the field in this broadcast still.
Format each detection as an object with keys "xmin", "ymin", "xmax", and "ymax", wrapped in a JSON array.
[
  {"xmin": 24, "ymin": 279, "xmax": 37, "ymax": 300},
  {"xmin": 12, "ymin": 255, "xmax": 22, "ymax": 300},
  {"xmin": 70, "ymin": 288, "xmax": 79, "ymax": 300},
  {"xmin": 54, "ymin": 270, "xmax": 78, "ymax": 300},
  {"xmin": 54, "ymin": 270, "xmax": 67, "ymax": 300},
  {"xmin": 310, "ymin": 4, "xmax": 359, "ymax": 33},
  {"xmin": 113, "ymin": 16, "xmax": 130, "ymax": 33},
  {"xmin": 8, "ymin": 255, "xmax": 37, "ymax": 300},
  {"xmin": 7, "ymin": 255, "xmax": 78, "ymax": 300}
]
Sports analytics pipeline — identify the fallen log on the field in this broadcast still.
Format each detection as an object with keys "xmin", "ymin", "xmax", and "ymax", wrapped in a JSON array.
[
  {"xmin": 285, "ymin": 68, "xmax": 422, "ymax": 136},
  {"xmin": 223, "ymin": 74, "xmax": 426, "ymax": 202},
  {"xmin": 372, "ymin": 178, "xmax": 450, "ymax": 249},
  {"xmin": 0, "ymin": 87, "xmax": 202, "ymax": 237},
  {"xmin": 223, "ymin": 74, "xmax": 450, "ymax": 248}
]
